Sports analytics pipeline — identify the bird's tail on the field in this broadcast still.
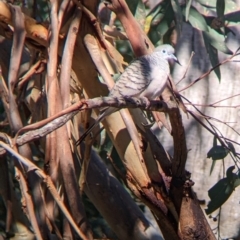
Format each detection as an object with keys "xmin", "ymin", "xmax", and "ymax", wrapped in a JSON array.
[{"xmin": 76, "ymin": 107, "xmax": 117, "ymax": 146}]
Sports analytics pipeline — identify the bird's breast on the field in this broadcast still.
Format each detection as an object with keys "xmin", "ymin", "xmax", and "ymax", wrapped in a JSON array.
[{"xmin": 139, "ymin": 64, "xmax": 169, "ymax": 99}]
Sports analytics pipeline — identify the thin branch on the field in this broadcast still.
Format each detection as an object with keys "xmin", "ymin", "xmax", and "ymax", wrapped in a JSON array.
[
  {"xmin": 179, "ymin": 49, "xmax": 240, "ymax": 92},
  {"xmin": 72, "ymin": 0, "xmax": 107, "ymax": 50},
  {"xmin": 16, "ymin": 58, "xmax": 46, "ymax": 89},
  {"xmin": 176, "ymin": 51, "xmax": 195, "ymax": 85},
  {"xmin": 60, "ymin": 8, "xmax": 81, "ymax": 108},
  {"xmin": 184, "ymin": 93, "xmax": 240, "ymax": 108},
  {"xmin": 13, "ymin": 97, "xmax": 167, "ymax": 146},
  {"xmin": 0, "ymin": 141, "xmax": 89, "ymax": 240},
  {"xmin": 15, "ymin": 166, "xmax": 43, "ymax": 240},
  {"xmin": 0, "ymin": 2, "xmax": 48, "ymax": 47}
]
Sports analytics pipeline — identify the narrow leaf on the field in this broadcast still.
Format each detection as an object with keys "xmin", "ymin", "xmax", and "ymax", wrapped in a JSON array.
[
  {"xmin": 207, "ymin": 145, "xmax": 229, "ymax": 160},
  {"xmin": 226, "ymin": 166, "xmax": 235, "ymax": 180},
  {"xmin": 170, "ymin": 0, "xmax": 183, "ymax": 35},
  {"xmin": 224, "ymin": 0, "xmax": 237, "ymax": 14},
  {"xmin": 213, "ymin": 136, "xmax": 217, "ymax": 146},
  {"xmin": 225, "ymin": 10, "xmax": 240, "ymax": 26},
  {"xmin": 216, "ymin": 0, "xmax": 225, "ymax": 19},
  {"xmin": 196, "ymin": 0, "xmax": 216, "ymax": 8},
  {"xmin": 233, "ymin": 178, "xmax": 240, "ymax": 188},
  {"xmin": 209, "ymin": 159, "xmax": 217, "ymax": 175},
  {"xmin": 226, "ymin": 141, "xmax": 236, "ymax": 156},
  {"xmin": 185, "ymin": 0, "xmax": 193, "ymax": 21},
  {"xmin": 204, "ymin": 27, "xmax": 233, "ymax": 54},
  {"xmin": 206, "ymin": 178, "xmax": 234, "ymax": 214},
  {"xmin": 135, "ymin": 0, "xmax": 146, "ymax": 30},
  {"xmin": 203, "ymin": 33, "xmax": 221, "ymax": 80},
  {"xmin": 183, "ymin": 7, "xmax": 208, "ymax": 31},
  {"xmin": 145, "ymin": 3, "xmax": 164, "ymax": 33},
  {"xmin": 126, "ymin": 0, "xmax": 140, "ymax": 14}
]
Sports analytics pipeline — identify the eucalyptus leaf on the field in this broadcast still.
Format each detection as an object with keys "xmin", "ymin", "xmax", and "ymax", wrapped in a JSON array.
[
  {"xmin": 145, "ymin": 2, "xmax": 165, "ymax": 33},
  {"xmin": 125, "ymin": 0, "xmax": 139, "ymax": 14},
  {"xmin": 203, "ymin": 34, "xmax": 221, "ymax": 80},
  {"xmin": 216, "ymin": 0, "xmax": 225, "ymax": 19},
  {"xmin": 233, "ymin": 178, "xmax": 240, "ymax": 188},
  {"xmin": 225, "ymin": 11, "xmax": 240, "ymax": 26},
  {"xmin": 146, "ymin": 1, "xmax": 163, "ymax": 18},
  {"xmin": 206, "ymin": 178, "xmax": 234, "ymax": 214},
  {"xmin": 224, "ymin": 0, "xmax": 238, "ymax": 14},
  {"xmin": 170, "ymin": 0, "xmax": 183, "ymax": 35},
  {"xmin": 213, "ymin": 136, "xmax": 217, "ymax": 146},
  {"xmin": 196, "ymin": 0, "xmax": 216, "ymax": 8},
  {"xmin": 207, "ymin": 145, "xmax": 229, "ymax": 160},
  {"xmin": 203, "ymin": 27, "xmax": 233, "ymax": 54},
  {"xmin": 135, "ymin": 0, "xmax": 146, "ymax": 30},
  {"xmin": 151, "ymin": 12, "xmax": 165, "ymax": 26},
  {"xmin": 185, "ymin": 0, "xmax": 193, "ymax": 21},
  {"xmin": 209, "ymin": 159, "xmax": 217, "ymax": 175},
  {"xmin": 226, "ymin": 166, "xmax": 235, "ymax": 180},
  {"xmin": 226, "ymin": 141, "xmax": 236, "ymax": 156},
  {"xmin": 183, "ymin": 7, "xmax": 208, "ymax": 31},
  {"xmin": 148, "ymin": 18, "xmax": 169, "ymax": 45}
]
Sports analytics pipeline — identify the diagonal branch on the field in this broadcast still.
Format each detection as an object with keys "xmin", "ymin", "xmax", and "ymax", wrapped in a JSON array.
[
  {"xmin": 0, "ymin": 141, "xmax": 89, "ymax": 240},
  {"xmin": 13, "ymin": 97, "xmax": 167, "ymax": 146}
]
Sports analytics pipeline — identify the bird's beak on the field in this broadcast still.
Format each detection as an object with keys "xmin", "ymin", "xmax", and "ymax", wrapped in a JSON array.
[{"xmin": 172, "ymin": 54, "xmax": 181, "ymax": 65}]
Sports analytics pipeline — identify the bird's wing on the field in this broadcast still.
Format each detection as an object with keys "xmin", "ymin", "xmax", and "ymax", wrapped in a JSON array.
[{"xmin": 110, "ymin": 58, "xmax": 151, "ymax": 97}]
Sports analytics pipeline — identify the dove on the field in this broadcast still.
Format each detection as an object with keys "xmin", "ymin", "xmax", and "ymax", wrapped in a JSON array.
[{"xmin": 76, "ymin": 44, "xmax": 178, "ymax": 145}]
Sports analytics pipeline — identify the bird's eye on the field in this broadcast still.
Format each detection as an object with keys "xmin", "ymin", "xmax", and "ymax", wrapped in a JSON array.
[{"xmin": 162, "ymin": 50, "xmax": 166, "ymax": 53}]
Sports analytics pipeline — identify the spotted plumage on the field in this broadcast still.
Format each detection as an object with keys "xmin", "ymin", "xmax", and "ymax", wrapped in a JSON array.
[{"xmin": 76, "ymin": 44, "xmax": 178, "ymax": 145}]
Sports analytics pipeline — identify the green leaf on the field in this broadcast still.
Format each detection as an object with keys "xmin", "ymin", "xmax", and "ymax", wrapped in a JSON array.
[
  {"xmin": 147, "ymin": 3, "xmax": 174, "ymax": 45},
  {"xmin": 205, "ymin": 178, "xmax": 234, "ymax": 214},
  {"xmin": 203, "ymin": 34, "xmax": 221, "ymax": 80},
  {"xmin": 209, "ymin": 159, "xmax": 217, "ymax": 175},
  {"xmin": 213, "ymin": 136, "xmax": 217, "ymax": 146},
  {"xmin": 126, "ymin": 0, "xmax": 139, "ymax": 15},
  {"xmin": 146, "ymin": 1, "xmax": 163, "ymax": 19},
  {"xmin": 185, "ymin": 0, "xmax": 193, "ymax": 21},
  {"xmin": 226, "ymin": 141, "xmax": 236, "ymax": 156},
  {"xmin": 196, "ymin": 0, "xmax": 216, "ymax": 8},
  {"xmin": 135, "ymin": 0, "xmax": 146, "ymax": 30},
  {"xmin": 170, "ymin": 0, "xmax": 183, "ymax": 35},
  {"xmin": 226, "ymin": 166, "xmax": 235, "ymax": 180},
  {"xmin": 224, "ymin": 0, "xmax": 238, "ymax": 14},
  {"xmin": 225, "ymin": 11, "xmax": 240, "ymax": 26},
  {"xmin": 233, "ymin": 178, "xmax": 240, "ymax": 188},
  {"xmin": 207, "ymin": 145, "xmax": 229, "ymax": 160},
  {"xmin": 203, "ymin": 27, "xmax": 233, "ymax": 54},
  {"xmin": 183, "ymin": 7, "xmax": 208, "ymax": 31},
  {"xmin": 151, "ymin": 12, "xmax": 165, "ymax": 26},
  {"xmin": 145, "ymin": 2, "xmax": 166, "ymax": 33},
  {"xmin": 216, "ymin": 0, "xmax": 225, "ymax": 19},
  {"xmin": 148, "ymin": 18, "xmax": 169, "ymax": 45}
]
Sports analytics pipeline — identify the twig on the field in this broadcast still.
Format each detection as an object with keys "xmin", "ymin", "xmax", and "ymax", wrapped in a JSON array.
[
  {"xmin": 58, "ymin": 0, "xmax": 71, "ymax": 31},
  {"xmin": 184, "ymin": 93, "xmax": 240, "ymax": 108},
  {"xmin": 176, "ymin": 51, "xmax": 195, "ymax": 85},
  {"xmin": 60, "ymin": 8, "xmax": 81, "ymax": 108},
  {"xmin": 183, "ymin": 95, "xmax": 240, "ymax": 163},
  {"xmin": 16, "ymin": 58, "xmax": 46, "ymax": 89},
  {"xmin": 179, "ymin": 49, "xmax": 240, "ymax": 92},
  {"xmin": 0, "ymin": 141, "xmax": 89, "ymax": 240},
  {"xmin": 15, "ymin": 165, "xmax": 43, "ymax": 240},
  {"xmin": 72, "ymin": 0, "xmax": 107, "ymax": 50},
  {"xmin": 13, "ymin": 97, "xmax": 167, "ymax": 146},
  {"xmin": 0, "ymin": 2, "xmax": 48, "ymax": 47}
]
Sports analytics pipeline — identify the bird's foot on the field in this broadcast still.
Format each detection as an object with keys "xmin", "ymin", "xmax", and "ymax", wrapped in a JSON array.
[{"xmin": 141, "ymin": 96, "xmax": 151, "ymax": 109}]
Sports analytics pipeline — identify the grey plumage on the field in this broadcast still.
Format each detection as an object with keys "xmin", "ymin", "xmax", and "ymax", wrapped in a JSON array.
[{"xmin": 76, "ymin": 44, "xmax": 178, "ymax": 145}]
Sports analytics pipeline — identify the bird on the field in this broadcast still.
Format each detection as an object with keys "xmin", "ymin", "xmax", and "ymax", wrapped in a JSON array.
[{"xmin": 76, "ymin": 44, "xmax": 178, "ymax": 145}]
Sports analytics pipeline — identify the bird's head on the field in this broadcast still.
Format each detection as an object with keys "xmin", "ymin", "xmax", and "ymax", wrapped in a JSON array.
[{"xmin": 154, "ymin": 44, "xmax": 180, "ymax": 65}]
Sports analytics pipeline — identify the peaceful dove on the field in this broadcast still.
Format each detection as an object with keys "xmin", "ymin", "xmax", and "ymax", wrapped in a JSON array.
[{"xmin": 76, "ymin": 44, "xmax": 178, "ymax": 145}]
